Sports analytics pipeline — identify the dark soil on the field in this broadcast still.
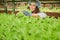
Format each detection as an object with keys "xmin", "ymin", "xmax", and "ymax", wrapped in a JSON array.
[
  {"xmin": 45, "ymin": 12, "xmax": 60, "ymax": 18},
  {"xmin": 0, "ymin": 10, "xmax": 19, "ymax": 14}
]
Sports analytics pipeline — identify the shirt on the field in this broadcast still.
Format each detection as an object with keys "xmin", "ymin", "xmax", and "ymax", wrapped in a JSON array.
[{"xmin": 38, "ymin": 12, "xmax": 47, "ymax": 18}]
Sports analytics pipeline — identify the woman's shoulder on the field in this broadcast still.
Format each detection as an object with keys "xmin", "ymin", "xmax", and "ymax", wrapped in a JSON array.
[
  {"xmin": 37, "ymin": 12, "xmax": 47, "ymax": 18},
  {"xmin": 38, "ymin": 12, "xmax": 47, "ymax": 15},
  {"xmin": 38, "ymin": 12, "xmax": 46, "ymax": 14}
]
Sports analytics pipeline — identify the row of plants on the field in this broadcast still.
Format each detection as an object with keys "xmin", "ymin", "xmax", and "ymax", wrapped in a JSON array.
[
  {"xmin": 40, "ymin": 7, "xmax": 60, "ymax": 12},
  {"xmin": 0, "ymin": 6, "xmax": 60, "ymax": 13},
  {"xmin": 0, "ymin": 13, "xmax": 60, "ymax": 40},
  {"xmin": 18, "ymin": 6, "xmax": 60, "ymax": 12}
]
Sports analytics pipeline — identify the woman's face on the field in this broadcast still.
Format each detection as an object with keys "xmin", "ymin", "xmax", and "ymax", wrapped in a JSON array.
[{"xmin": 29, "ymin": 3, "xmax": 36, "ymax": 11}]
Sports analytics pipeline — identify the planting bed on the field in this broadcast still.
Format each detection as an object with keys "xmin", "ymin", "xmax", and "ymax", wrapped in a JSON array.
[
  {"xmin": 0, "ymin": 13, "xmax": 60, "ymax": 40},
  {"xmin": 0, "ymin": 10, "xmax": 19, "ymax": 14},
  {"xmin": 45, "ymin": 12, "xmax": 60, "ymax": 18},
  {"xmin": 0, "ymin": 10, "xmax": 60, "ymax": 18}
]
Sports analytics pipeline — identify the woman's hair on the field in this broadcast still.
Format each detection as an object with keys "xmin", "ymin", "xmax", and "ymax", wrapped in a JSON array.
[{"xmin": 27, "ymin": 6, "xmax": 40, "ymax": 14}]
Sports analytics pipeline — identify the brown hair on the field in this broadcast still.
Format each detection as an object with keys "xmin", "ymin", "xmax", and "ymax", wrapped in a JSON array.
[{"xmin": 27, "ymin": 6, "xmax": 40, "ymax": 14}]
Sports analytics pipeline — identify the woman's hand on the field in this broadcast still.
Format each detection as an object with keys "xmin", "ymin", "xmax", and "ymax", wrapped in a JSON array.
[{"xmin": 32, "ymin": 14, "xmax": 39, "ymax": 17}]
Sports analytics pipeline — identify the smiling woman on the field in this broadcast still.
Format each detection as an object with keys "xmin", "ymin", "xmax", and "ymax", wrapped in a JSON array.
[{"xmin": 23, "ymin": 0, "xmax": 47, "ymax": 18}]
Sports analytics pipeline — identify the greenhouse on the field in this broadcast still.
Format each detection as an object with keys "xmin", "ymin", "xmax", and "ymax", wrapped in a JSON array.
[
  {"xmin": 0, "ymin": 0, "xmax": 60, "ymax": 40},
  {"xmin": 0, "ymin": 0, "xmax": 60, "ymax": 13}
]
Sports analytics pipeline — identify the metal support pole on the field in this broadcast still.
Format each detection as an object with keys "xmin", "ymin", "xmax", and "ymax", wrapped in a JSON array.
[
  {"xmin": 4, "ymin": 1, "xmax": 7, "ymax": 13},
  {"xmin": 12, "ymin": 0, "xmax": 15, "ymax": 14}
]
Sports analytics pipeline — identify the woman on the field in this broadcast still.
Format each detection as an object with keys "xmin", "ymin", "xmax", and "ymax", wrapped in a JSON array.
[{"xmin": 23, "ymin": 0, "xmax": 47, "ymax": 18}]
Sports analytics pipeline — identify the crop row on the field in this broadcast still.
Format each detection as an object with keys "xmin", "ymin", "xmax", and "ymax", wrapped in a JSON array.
[{"xmin": 0, "ymin": 13, "xmax": 60, "ymax": 40}]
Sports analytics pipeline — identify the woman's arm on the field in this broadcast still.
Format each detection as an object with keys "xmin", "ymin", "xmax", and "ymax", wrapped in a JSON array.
[
  {"xmin": 23, "ymin": 11, "xmax": 38, "ymax": 17},
  {"xmin": 32, "ymin": 14, "xmax": 39, "ymax": 18}
]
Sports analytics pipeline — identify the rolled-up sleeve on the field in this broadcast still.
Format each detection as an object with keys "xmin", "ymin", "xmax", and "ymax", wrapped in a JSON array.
[{"xmin": 23, "ymin": 10, "xmax": 32, "ymax": 16}]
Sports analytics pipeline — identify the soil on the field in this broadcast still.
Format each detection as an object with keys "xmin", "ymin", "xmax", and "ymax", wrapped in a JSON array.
[
  {"xmin": 45, "ymin": 12, "xmax": 60, "ymax": 18},
  {"xmin": 0, "ymin": 10, "xmax": 19, "ymax": 14}
]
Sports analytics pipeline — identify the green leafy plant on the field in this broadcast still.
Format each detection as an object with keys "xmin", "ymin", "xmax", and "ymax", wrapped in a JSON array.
[{"xmin": 0, "ymin": 13, "xmax": 60, "ymax": 40}]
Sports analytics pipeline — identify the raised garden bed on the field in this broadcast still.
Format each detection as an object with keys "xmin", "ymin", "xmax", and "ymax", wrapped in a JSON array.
[
  {"xmin": 0, "ymin": 10, "xmax": 60, "ymax": 18},
  {"xmin": 45, "ymin": 12, "xmax": 60, "ymax": 18},
  {"xmin": 0, "ymin": 10, "xmax": 19, "ymax": 14}
]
